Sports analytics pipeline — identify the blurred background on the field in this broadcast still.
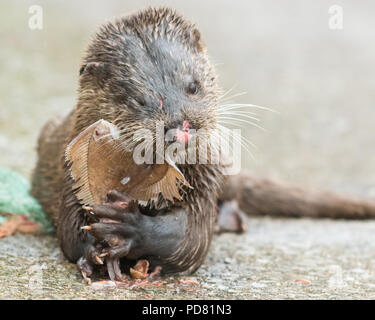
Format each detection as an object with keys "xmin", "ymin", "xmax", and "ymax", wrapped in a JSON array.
[{"xmin": 1, "ymin": 0, "xmax": 374, "ymax": 197}]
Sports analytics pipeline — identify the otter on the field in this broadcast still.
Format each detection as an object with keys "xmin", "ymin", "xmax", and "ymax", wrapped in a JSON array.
[{"xmin": 31, "ymin": 7, "xmax": 375, "ymax": 283}]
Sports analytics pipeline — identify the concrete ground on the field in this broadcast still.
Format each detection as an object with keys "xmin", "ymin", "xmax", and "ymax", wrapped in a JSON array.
[
  {"xmin": 1, "ymin": 217, "xmax": 375, "ymax": 299},
  {"xmin": 1, "ymin": 1, "xmax": 375, "ymax": 299}
]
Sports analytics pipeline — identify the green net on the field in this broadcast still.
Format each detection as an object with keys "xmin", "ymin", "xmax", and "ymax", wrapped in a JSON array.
[{"xmin": 0, "ymin": 168, "xmax": 53, "ymax": 232}]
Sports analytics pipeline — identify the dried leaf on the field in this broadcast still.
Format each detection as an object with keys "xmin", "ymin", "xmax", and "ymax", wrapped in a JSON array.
[
  {"xmin": 130, "ymin": 259, "xmax": 149, "ymax": 279},
  {"xmin": 90, "ymin": 280, "xmax": 117, "ymax": 290},
  {"xmin": 0, "ymin": 214, "xmax": 42, "ymax": 238},
  {"xmin": 294, "ymin": 279, "xmax": 311, "ymax": 285},
  {"xmin": 179, "ymin": 279, "xmax": 200, "ymax": 286},
  {"xmin": 0, "ymin": 215, "xmax": 21, "ymax": 238},
  {"xmin": 17, "ymin": 221, "xmax": 42, "ymax": 234},
  {"xmin": 149, "ymin": 266, "xmax": 162, "ymax": 279}
]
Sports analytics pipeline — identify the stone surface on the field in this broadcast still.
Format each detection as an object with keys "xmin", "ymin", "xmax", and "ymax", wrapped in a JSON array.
[{"xmin": 1, "ymin": 217, "xmax": 375, "ymax": 299}]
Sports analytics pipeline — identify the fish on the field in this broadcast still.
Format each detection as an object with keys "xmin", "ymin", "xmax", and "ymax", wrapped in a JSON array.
[{"xmin": 65, "ymin": 119, "xmax": 190, "ymax": 206}]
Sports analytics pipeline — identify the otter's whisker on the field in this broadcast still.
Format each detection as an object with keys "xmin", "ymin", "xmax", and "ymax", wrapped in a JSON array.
[
  {"xmin": 216, "ymin": 109, "xmax": 260, "ymax": 117},
  {"xmin": 218, "ymin": 103, "xmax": 278, "ymax": 114},
  {"xmin": 217, "ymin": 112, "xmax": 261, "ymax": 122},
  {"xmin": 217, "ymin": 84, "xmax": 239, "ymax": 101},
  {"xmin": 216, "ymin": 124, "xmax": 257, "ymax": 161},
  {"xmin": 218, "ymin": 87, "xmax": 248, "ymax": 102},
  {"xmin": 218, "ymin": 117, "xmax": 268, "ymax": 132}
]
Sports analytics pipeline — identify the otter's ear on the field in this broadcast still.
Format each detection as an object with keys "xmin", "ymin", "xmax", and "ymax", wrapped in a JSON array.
[
  {"xmin": 79, "ymin": 62, "xmax": 110, "ymax": 87},
  {"xmin": 191, "ymin": 28, "xmax": 205, "ymax": 53}
]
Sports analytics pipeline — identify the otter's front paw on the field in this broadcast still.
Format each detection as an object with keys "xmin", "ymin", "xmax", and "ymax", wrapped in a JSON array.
[
  {"xmin": 82, "ymin": 190, "xmax": 145, "ymax": 281},
  {"xmin": 76, "ymin": 243, "xmax": 106, "ymax": 285}
]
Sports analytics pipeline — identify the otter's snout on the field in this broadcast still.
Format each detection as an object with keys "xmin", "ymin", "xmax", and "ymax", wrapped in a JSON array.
[{"xmin": 164, "ymin": 120, "xmax": 192, "ymax": 144}]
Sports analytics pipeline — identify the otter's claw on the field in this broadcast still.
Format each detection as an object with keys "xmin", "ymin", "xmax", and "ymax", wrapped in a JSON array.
[
  {"xmin": 106, "ymin": 257, "xmax": 123, "ymax": 281},
  {"xmin": 77, "ymin": 257, "xmax": 93, "ymax": 285},
  {"xmin": 95, "ymin": 255, "xmax": 104, "ymax": 265},
  {"xmin": 84, "ymin": 190, "xmax": 147, "ymax": 281},
  {"xmin": 76, "ymin": 243, "xmax": 104, "ymax": 284}
]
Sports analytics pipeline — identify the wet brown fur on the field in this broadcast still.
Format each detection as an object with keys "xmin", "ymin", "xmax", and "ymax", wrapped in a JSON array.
[
  {"xmin": 31, "ymin": 7, "xmax": 375, "ymax": 276},
  {"xmin": 31, "ymin": 7, "xmax": 223, "ymax": 274}
]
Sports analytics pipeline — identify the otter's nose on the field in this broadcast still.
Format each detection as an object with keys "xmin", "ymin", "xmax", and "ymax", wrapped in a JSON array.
[
  {"xmin": 174, "ymin": 120, "xmax": 192, "ymax": 144},
  {"xmin": 165, "ymin": 120, "xmax": 192, "ymax": 144}
]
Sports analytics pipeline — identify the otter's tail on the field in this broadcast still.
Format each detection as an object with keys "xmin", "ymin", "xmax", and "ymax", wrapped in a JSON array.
[{"xmin": 221, "ymin": 173, "xmax": 375, "ymax": 219}]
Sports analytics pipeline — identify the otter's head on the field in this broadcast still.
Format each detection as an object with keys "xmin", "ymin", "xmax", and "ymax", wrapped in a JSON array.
[{"xmin": 76, "ymin": 7, "xmax": 220, "ymax": 154}]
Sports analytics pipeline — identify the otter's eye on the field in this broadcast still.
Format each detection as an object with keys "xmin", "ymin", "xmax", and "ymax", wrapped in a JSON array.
[
  {"xmin": 187, "ymin": 81, "xmax": 199, "ymax": 95},
  {"xmin": 138, "ymin": 99, "xmax": 146, "ymax": 107}
]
